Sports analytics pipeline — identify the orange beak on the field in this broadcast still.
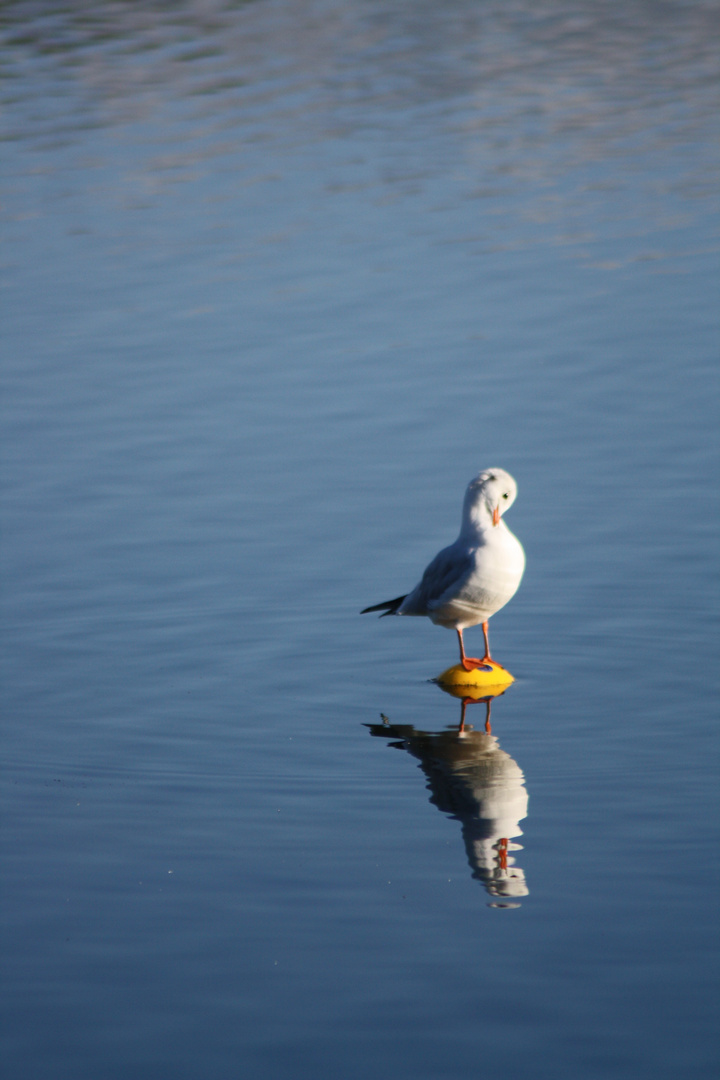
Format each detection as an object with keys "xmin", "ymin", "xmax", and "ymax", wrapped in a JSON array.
[{"xmin": 492, "ymin": 505, "xmax": 500, "ymax": 526}]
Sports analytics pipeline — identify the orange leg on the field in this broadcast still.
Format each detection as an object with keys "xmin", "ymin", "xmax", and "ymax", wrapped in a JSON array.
[
  {"xmin": 457, "ymin": 628, "xmax": 481, "ymax": 670},
  {"xmin": 457, "ymin": 626, "xmax": 493, "ymax": 671},
  {"xmin": 481, "ymin": 621, "xmax": 492, "ymax": 662}
]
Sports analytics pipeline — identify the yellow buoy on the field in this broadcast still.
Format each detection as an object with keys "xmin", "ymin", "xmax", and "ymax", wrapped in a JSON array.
[{"xmin": 436, "ymin": 659, "xmax": 514, "ymax": 692}]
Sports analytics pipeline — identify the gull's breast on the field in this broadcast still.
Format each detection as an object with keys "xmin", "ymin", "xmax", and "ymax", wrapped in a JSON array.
[{"xmin": 429, "ymin": 529, "xmax": 525, "ymax": 629}]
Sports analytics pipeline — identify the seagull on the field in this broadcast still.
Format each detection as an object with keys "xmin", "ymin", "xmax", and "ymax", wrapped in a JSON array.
[{"xmin": 361, "ymin": 469, "xmax": 525, "ymax": 670}]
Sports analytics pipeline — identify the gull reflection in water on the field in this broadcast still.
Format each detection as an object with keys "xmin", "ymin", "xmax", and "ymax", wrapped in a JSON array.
[{"xmin": 367, "ymin": 689, "xmax": 529, "ymax": 906}]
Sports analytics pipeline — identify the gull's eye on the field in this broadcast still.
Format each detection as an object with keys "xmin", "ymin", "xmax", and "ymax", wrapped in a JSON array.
[{"xmin": 502, "ymin": 492, "xmax": 509, "ymax": 499}]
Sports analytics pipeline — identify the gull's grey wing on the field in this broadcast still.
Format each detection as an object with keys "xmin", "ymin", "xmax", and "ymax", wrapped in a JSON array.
[{"xmin": 399, "ymin": 543, "xmax": 475, "ymax": 615}]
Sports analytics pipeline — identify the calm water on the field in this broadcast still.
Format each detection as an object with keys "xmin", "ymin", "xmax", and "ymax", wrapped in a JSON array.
[{"xmin": 2, "ymin": 1, "xmax": 719, "ymax": 1077}]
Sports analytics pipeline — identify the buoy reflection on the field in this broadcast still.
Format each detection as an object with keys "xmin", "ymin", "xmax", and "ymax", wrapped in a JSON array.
[{"xmin": 367, "ymin": 689, "xmax": 529, "ymax": 905}]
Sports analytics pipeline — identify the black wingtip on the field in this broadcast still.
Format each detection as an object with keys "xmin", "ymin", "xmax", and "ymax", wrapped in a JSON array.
[{"xmin": 360, "ymin": 594, "xmax": 407, "ymax": 616}]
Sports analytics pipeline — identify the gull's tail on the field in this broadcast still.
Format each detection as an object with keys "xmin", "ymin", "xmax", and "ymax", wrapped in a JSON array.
[{"xmin": 360, "ymin": 595, "xmax": 407, "ymax": 617}]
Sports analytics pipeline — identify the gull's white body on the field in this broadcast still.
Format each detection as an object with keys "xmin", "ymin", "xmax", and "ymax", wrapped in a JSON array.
[
  {"xmin": 399, "ymin": 471, "xmax": 525, "ymax": 628},
  {"xmin": 363, "ymin": 469, "xmax": 525, "ymax": 661}
]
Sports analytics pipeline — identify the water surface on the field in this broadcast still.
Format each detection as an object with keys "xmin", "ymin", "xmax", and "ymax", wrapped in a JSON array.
[{"xmin": 2, "ymin": 2, "xmax": 719, "ymax": 1078}]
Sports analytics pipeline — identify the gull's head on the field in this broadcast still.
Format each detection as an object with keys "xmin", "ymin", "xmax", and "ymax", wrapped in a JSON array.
[{"xmin": 464, "ymin": 469, "xmax": 518, "ymax": 528}]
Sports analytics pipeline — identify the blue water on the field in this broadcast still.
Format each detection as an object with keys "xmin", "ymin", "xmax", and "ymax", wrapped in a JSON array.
[{"xmin": 2, "ymin": 2, "xmax": 719, "ymax": 1078}]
